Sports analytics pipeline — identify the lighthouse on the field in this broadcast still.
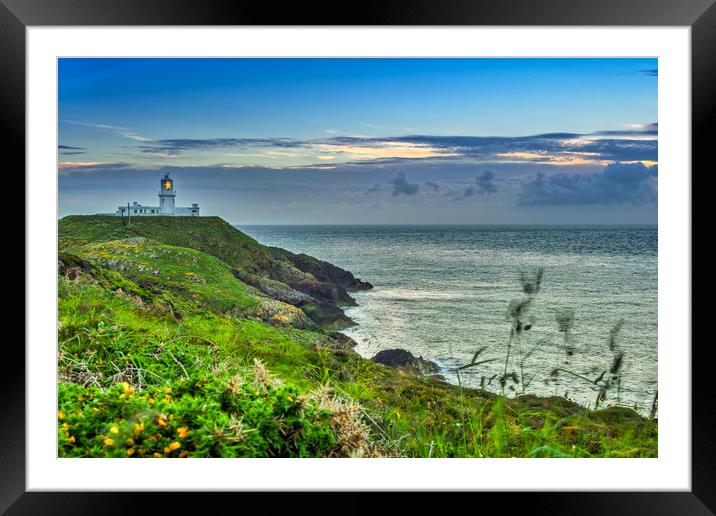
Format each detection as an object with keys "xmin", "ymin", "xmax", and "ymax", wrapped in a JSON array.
[
  {"xmin": 159, "ymin": 173, "xmax": 176, "ymax": 215},
  {"xmin": 111, "ymin": 172, "xmax": 200, "ymax": 217}
]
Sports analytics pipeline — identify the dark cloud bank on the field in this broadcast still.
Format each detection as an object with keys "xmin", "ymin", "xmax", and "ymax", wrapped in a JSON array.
[{"xmin": 518, "ymin": 162, "xmax": 657, "ymax": 205}]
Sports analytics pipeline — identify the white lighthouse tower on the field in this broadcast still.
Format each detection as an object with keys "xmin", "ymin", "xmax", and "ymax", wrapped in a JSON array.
[
  {"xmin": 158, "ymin": 173, "xmax": 176, "ymax": 215},
  {"xmin": 111, "ymin": 172, "xmax": 199, "ymax": 217}
]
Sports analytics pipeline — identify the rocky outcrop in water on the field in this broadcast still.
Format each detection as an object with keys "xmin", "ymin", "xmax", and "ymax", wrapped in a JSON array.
[{"xmin": 371, "ymin": 348, "xmax": 439, "ymax": 376}]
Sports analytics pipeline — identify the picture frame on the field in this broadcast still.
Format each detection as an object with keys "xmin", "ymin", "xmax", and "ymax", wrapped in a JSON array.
[{"xmin": 7, "ymin": 0, "xmax": 712, "ymax": 512}]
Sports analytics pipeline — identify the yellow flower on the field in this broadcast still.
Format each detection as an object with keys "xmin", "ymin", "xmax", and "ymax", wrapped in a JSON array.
[
  {"xmin": 164, "ymin": 441, "xmax": 181, "ymax": 454},
  {"xmin": 125, "ymin": 438, "xmax": 134, "ymax": 446},
  {"xmin": 109, "ymin": 426, "xmax": 119, "ymax": 434},
  {"xmin": 155, "ymin": 415, "xmax": 168, "ymax": 427},
  {"xmin": 133, "ymin": 422, "xmax": 145, "ymax": 436},
  {"xmin": 164, "ymin": 386, "xmax": 172, "ymax": 394},
  {"xmin": 287, "ymin": 395, "xmax": 293, "ymax": 402},
  {"xmin": 176, "ymin": 426, "xmax": 189, "ymax": 439},
  {"xmin": 153, "ymin": 452, "xmax": 162, "ymax": 458},
  {"xmin": 61, "ymin": 423, "xmax": 69, "ymax": 432},
  {"xmin": 164, "ymin": 394, "xmax": 172, "ymax": 402},
  {"xmin": 126, "ymin": 448, "xmax": 135, "ymax": 457},
  {"xmin": 121, "ymin": 382, "xmax": 135, "ymax": 396},
  {"xmin": 178, "ymin": 451, "xmax": 189, "ymax": 458},
  {"xmin": 103, "ymin": 438, "xmax": 114, "ymax": 446},
  {"xmin": 57, "ymin": 410, "xmax": 64, "ymax": 419},
  {"xmin": 68, "ymin": 436, "xmax": 75, "ymax": 444}
]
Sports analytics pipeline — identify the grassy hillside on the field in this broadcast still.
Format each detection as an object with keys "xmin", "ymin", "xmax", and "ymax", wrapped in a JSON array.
[
  {"xmin": 60, "ymin": 215, "xmax": 369, "ymax": 329},
  {"xmin": 57, "ymin": 216, "xmax": 657, "ymax": 458}
]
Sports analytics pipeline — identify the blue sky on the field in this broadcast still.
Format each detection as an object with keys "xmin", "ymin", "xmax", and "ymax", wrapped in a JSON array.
[{"xmin": 58, "ymin": 58, "xmax": 658, "ymax": 224}]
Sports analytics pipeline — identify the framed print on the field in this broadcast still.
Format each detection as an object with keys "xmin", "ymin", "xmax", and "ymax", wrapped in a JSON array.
[{"xmin": 6, "ymin": 0, "xmax": 714, "ymax": 512}]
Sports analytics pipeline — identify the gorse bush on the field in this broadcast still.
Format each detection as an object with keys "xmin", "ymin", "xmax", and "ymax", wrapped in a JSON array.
[{"xmin": 58, "ymin": 374, "xmax": 337, "ymax": 458}]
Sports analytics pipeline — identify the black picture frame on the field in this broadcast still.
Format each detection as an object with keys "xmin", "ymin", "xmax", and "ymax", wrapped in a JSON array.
[{"xmin": 6, "ymin": 0, "xmax": 712, "ymax": 513}]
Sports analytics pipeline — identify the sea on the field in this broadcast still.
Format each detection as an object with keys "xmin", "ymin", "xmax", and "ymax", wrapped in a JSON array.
[{"xmin": 238, "ymin": 225, "xmax": 658, "ymax": 413}]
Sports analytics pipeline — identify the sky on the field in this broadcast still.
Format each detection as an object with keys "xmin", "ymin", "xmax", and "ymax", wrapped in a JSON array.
[{"xmin": 58, "ymin": 58, "xmax": 658, "ymax": 224}]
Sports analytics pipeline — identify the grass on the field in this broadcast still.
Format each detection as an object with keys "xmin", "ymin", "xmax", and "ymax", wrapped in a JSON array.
[{"xmin": 57, "ymin": 216, "xmax": 658, "ymax": 458}]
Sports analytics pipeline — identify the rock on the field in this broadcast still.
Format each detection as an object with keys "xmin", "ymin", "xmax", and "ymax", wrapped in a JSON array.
[
  {"xmin": 231, "ymin": 269, "xmax": 315, "ymax": 306},
  {"xmin": 122, "ymin": 237, "xmax": 151, "ymax": 245},
  {"xmin": 371, "ymin": 348, "xmax": 440, "ymax": 376},
  {"xmin": 267, "ymin": 246, "xmax": 373, "ymax": 291},
  {"xmin": 330, "ymin": 332, "xmax": 358, "ymax": 348},
  {"xmin": 58, "ymin": 252, "xmax": 93, "ymax": 278}
]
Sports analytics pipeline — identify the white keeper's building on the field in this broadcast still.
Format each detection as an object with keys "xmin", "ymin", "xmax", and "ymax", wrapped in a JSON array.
[{"xmin": 115, "ymin": 173, "xmax": 200, "ymax": 217}]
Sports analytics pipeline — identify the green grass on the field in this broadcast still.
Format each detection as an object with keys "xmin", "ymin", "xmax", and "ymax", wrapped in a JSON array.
[
  {"xmin": 69, "ymin": 238, "xmax": 310, "ymax": 328},
  {"xmin": 60, "ymin": 215, "xmax": 360, "ymax": 329},
  {"xmin": 59, "ymin": 215, "xmax": 275, "ymax": 275},
  {"xmin": 57, "ymin": 216, "xmax": 658, "ymax": 458}
]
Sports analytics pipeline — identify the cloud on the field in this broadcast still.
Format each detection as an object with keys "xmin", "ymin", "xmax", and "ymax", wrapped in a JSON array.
[
  {"xmin": 58, "ymin": 162, "xmax": 132, "ymax": 175},
  {"xmin": 61, "ymin": 120, "xmax": 151, "ymax": 142},
  {"xmin": 315, "ymin": 141, "xmax": 461, "ymax": 160},
  {"xmin": 143, "ymin": 138, "xmax": 305, "ymax": 155},
  {"xmin": 518, "ymin": 162, "xmax": 657, "ymax": 205},
  {"xmin": 390, "ymin": 172, "xmax": 419, "ymax": 196},
  {"xmin": 84, "ymin": 123, "xmax": 658, "ymax": 171},
  {"xmin": 308, "ymin": 128, "xmax": 657, "ymax": 166},
  {"xmin": 463, "ymin": 170, "xmax": 498, "ymax": 197}
]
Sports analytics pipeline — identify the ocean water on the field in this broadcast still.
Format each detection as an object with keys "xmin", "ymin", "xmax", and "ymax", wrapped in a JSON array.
[{"xmin": 238, "ymin": 225, "xmax": 658, "ymax": 413}]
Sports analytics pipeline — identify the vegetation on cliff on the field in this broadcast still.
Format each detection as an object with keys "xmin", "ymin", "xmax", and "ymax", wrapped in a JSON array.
[{"xmin": 57, "ymin": 216, "xmax": 657, "ymax": 458}]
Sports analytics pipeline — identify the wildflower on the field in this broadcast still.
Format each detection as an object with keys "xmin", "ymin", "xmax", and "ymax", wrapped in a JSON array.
[
  {"xmin": 179, "ymin": 451, "xmax": 189, "ymax": 458},
  {"xmin": 155, "ymin": 415, "xmax": 168, "ymax": 428},
  {"xmin": 287, "ymin": 395, "xmax": 293, "ymax": 402},
  {"xmin": 164, "ymin": 442, "xmax": 181, "ymax": 454},
  {"xmin": 68, "ymin": 436, "xmax": 75, "ymax": 444},
  {"xmin": 109, "ymin": 426, "xmax": 119, "ymax": 434},
  {"xmin": 57, "ymin": 410, "xmax": 64, "ymax": 420},
  {"xmin": 121, "ymin": 382, "xmax": 135, "ymax": 396},
  {"xmin": 125, "ymin": 438, "xmax": 134, "ymax": 446},
  {"xmin": 126, "ymin": 448, "xmax": 135, "ymax": 457},
  {"xmin": 103, "ymin": 438, "xmax": 114, "ymax": 446},
  {"xmin": 133, "ymin": 422, "xmax": 145, "ymax": 436},
  {"xmin": 164, "ymin": 394, "xmax": 172, "ymax": 402},
  {"xmin": 176, "ymin": 427, "xmax": 189, "ymax": 439},
  {"xmin": 153, "ymin": 452, "xmax": 162, "ymax": 458},
  {"xmin": 164, "ymin": 386, "xmax": 172, "ymax": 394}
]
